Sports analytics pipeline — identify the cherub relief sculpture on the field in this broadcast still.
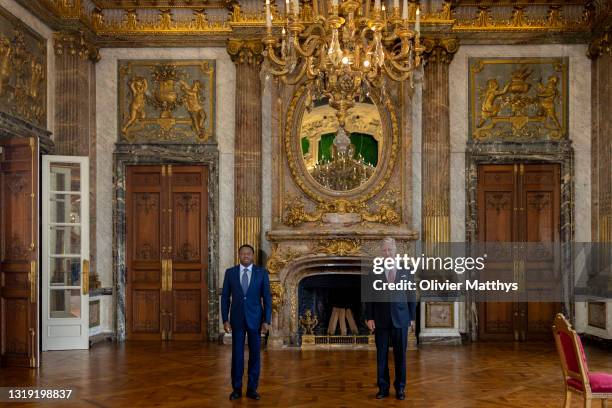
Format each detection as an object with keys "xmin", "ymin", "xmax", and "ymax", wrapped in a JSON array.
[
  {"xmin": 477, "ymin": 79, "xmax": 510, "ymax": 128},
  {"xmin": 28, "ymin": 59, "xmax": 44, "ymax": 99},
  {"xmin": 179, "ymin": 79, "xmax": 207, "ymax": 139},
  {"xmin": 122, "ymin": 76, "xmax": 148, "ymax": 134},
  {"xmin": 537, "ymin": 75, "xmax": 561, "ymax": 130},
  {"xmin": 0, "ymin": 36, "xmax": 12, "ymax": 96}
]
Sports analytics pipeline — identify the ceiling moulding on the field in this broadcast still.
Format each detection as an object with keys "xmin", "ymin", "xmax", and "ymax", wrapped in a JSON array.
[
  {"xmin": 12, "ymin": 0, "xmax": 600, "ymax": 47},
  {"xmin": 90, "ymin": 0, "xmax": 232, "ymax": 9}
]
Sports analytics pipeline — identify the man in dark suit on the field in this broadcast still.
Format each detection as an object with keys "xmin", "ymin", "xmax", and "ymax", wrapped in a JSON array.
[
  {"xmin": 221, "ymin": 244, "xmax": 272, "ymax": 401},
  {"xmin": 365, "ymin": 237, "xmax": 417, "ymax": 400}
]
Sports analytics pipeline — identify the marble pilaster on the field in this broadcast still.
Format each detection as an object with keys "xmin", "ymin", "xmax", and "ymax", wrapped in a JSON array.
[
  {"xmin": 585, "ymin": 31, "xmax": 612, "ymax": 339},
  {"xmin": 53, "ymin": 31, "xmax": 100, "ymax": 288},
  {"xmin": 227, "ymin": 38, "xmax": 263, "ymax": 263},
  {"xmin": 420, "ymin": 37, "xmax": 461, "ymax": 344},
  {"xmin": 589, "ymin": 32, "xmax": 612, "ymax": 245},
  {"xmin": 421, "ymin": 38, "xmax": 458, "ymax": 243}
]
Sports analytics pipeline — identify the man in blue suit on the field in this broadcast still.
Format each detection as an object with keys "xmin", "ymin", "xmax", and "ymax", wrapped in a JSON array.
[
  {"xmin": 221, "ymin": 244, "xmax": 272, "ymax": 401},
  {"xmin": 365, "ymin": 237, "xmax": 417, "ymax": 401}
]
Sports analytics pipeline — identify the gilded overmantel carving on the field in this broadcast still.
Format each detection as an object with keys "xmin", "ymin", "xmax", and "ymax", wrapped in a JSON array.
[
  {"xmin": 282, "ymin": 190, "xmax": 401, "ymax": 227},
  {"xmin": 0, "ymin": 6, "xmax": 46, "ymax": 128}
]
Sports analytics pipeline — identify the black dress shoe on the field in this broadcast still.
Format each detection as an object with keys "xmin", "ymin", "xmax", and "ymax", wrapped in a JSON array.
[
  {"xmin": 246, "ymin": 389, "xmax": 261, "ymax": 400},
  {"xmin": 229, "ymin": 390, "xmax": 241, "ymax": 400},
  {"xmin": 396, "ymin": 389, "xmax": 406, "ymax": 400},
  {"xmin": 376, "ymin": 389, "xmax": 389, "ymax": 399}
]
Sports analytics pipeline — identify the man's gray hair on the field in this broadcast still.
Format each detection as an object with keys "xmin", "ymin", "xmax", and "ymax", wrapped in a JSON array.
[{"xmin": 382, "ymin": 237, "xmax": 397, "ymax": 248}]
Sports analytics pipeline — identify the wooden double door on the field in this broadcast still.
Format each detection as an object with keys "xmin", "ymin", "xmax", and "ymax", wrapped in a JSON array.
[
  {"xmin": 126, "ymin": 165, "xmax": 208, "ymax": 341},
  {"xmin": 0, "ymin": 137, "xmax": 38, "ymax": 367},
  {"xmin": 477, "ymin": 163, "xmax": 561, "ymax": 341}
]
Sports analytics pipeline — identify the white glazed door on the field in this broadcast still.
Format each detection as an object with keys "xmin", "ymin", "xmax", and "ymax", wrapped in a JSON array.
[{"xmin": 41, "ymin": 156, "xmax": 89, "ymax": 350}]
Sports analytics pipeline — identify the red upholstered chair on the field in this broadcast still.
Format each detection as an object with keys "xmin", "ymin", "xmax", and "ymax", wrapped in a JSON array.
[{"xmin": 552, "ymin": 313, "xmax": 612, "ymax": 408}]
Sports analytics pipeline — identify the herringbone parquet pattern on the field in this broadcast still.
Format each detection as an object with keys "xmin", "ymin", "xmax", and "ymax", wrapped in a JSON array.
[{"xmin": 2, "ymin": 342, "xmax": 611, "ymax": 407}]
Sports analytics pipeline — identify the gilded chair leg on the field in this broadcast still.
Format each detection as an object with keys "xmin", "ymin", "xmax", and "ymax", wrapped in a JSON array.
[
  {"xmin": 601, "ymin": 399, "xmax": 608, "ymax": 408},
  {"xmin": 584, "ymin": 397, "xmax": 591, "ymax": 408},
  {"xmin": 564, "ymin": 390, "xmax": 572, "ymax": 408}
]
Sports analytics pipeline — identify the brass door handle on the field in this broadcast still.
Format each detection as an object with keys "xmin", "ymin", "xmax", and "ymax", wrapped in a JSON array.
[
  {"xmin": 161, "ymin": 259, "xmax": 167, "ymax": 291},
  {"xmin": 29, "ymin": 261, "xmax": 36, "ymax": 303},
  {"xmin": 29, "ymin": 328, "xmax": 36, "ymax": 367},
  {"xmin": 82, "ymin": 260, "xmax": 90, "ymax": 295},
  {"xmin": 167, "ymin": 259, "xmax": 172, "ymax": 291}
]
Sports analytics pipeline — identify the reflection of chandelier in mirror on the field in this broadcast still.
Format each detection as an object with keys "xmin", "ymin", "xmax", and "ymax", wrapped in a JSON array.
[
  {"xmin": 262, "ymin": 0, "xmax": 424, "ymax": 127},
  {"xmin": 312, "ymin": 127, "xmax": 376, "ymax": 191}
]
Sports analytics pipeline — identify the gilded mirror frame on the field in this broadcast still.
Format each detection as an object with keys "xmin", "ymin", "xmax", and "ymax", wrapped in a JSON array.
[{"xmin": 285, "ymin": 85, "xmax": 399, "ymax": 203}]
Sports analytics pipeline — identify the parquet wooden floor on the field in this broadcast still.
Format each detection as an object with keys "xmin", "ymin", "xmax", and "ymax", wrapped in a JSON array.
[{"xmin": 1, "ymin": 341, "xmax": 611, "ymax": 407}]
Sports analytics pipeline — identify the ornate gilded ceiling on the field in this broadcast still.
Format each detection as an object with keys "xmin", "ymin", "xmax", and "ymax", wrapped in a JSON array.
[
  {"xmin": 90, "ymin": 0, "xmax": 229, "ymax": 7},
  {"xmin": 12, "ymin": 0, "xmax": 611, "ymax": 47}
]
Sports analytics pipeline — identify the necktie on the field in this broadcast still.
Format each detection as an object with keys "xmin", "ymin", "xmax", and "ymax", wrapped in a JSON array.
[
  {"xmin": 241, "ymin": 268, "xmax": 249, "ymax": 294},
  {"xmin": 388, "ymin": 268, "xmax": 396, "ymax": 283}
]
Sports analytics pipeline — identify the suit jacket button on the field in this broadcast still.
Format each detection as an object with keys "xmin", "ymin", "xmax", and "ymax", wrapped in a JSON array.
[{"xmin": 244, "ymin": 297, "xmax": 247, "ymax": 300}]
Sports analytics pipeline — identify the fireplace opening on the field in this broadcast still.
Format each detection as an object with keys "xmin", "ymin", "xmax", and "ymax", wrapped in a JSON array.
[{"xmin": 298, "ymin": 274, "xmax": 369, "ymax": 338}]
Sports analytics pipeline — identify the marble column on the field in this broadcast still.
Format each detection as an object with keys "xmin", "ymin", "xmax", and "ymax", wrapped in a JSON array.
[
  {"xmin": 589, "ymin": 31, "xmax": 612, "ymax": 312},
  {"xmin": 421, "ymin": 37, "xmax": 458, "ymax": 243},
  {"xmin": 589, "ymin": 32, "xmax": 612, "ymax": 245},
  {"xmin": 53, "ymin": 31, "xmax": 101, "ymax": 287},
  {"xmin": 420, "ymin": 37, "xmax": 460, "ymax": 344},
  {"xmin": 227, "ymin": 38, "xmax": 263, "ymax": 263}
]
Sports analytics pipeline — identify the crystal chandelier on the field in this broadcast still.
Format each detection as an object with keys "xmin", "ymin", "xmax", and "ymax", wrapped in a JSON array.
[{"xmin": 262, "ymin": 0, "xmax": 424, "ymax": 126}]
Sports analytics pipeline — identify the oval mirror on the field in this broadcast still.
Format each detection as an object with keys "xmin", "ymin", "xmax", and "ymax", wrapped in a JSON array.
[{"xmin": 299, "ymin": 97, "xmax": 382, "ymax": 192}]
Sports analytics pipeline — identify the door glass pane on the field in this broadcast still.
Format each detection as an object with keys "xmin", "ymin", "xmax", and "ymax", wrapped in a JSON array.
[
  {"xmin": 50, "ymin": 163, "xmax": 81, "ymax": 192},
  {"xmin": 50, "ymin": 194, "xmax": 81, "ymax": 224},
  {"xmin": 50, "ymin": 289, "xmax": 81, "ymax": 318},
  {"xmin": 49, "ymin": 225, "xmax": 81, "ymax": 255},
  {"xmin": 50, "ymin": 258, "xmax": 81, "ymax": 286}
]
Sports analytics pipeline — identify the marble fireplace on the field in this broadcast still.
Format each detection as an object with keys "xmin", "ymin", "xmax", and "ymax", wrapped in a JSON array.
[{"xmin": 264, "ymin": 230, "xmax": 417, "ymax": 348}]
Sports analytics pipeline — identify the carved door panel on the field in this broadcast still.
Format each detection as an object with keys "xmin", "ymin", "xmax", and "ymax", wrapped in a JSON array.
[
  {"xmin": 126, "ymin": 165, "xmax": 207, "ymax": 341},
  {"xmin": 477, "ymin": 164, "xmax": 517, "ymax": 341},
  {"xmin": 477, "ymin": 163, "xmax": 561, "ymax": 342},
  {"xmin": 127, "ymin": 166, "xmax": 165, "ymax": 340},
  {"xmin": 519, "ymin": 164, "xmax": 561, "ymax": 341},
  {"xmin": 0, "ymin": 137, "xmax": 39, "ymax": 367},
  {"xmin": 167, "ymin": 166, "xmax": 208, "ymax": 341}
]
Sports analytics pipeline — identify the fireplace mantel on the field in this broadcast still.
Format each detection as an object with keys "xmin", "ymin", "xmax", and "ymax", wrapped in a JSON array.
[{"xmin": 264, "ymin": 227, "xmax": 418, "ymax": 347}]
